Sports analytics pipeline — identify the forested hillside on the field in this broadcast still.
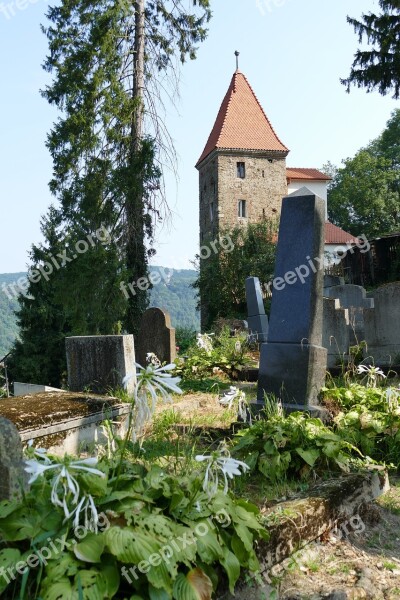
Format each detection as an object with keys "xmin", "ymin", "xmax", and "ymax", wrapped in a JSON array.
[
  {"xmin": 0, "ymin": 268, "xmax": 199, "ymax": 357},
  {"xmin": 0, "ymin": 273, "xmax": 24, "ymax": 358}
]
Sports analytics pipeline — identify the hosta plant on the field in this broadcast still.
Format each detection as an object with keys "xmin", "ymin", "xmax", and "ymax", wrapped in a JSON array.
[
  {"xmin": 0, "ymin": 363, "xmax": 267, "ymax": 599},
  {"xmin": 232, "ymin": 411, "xmax": 363, "ymax": 482}
]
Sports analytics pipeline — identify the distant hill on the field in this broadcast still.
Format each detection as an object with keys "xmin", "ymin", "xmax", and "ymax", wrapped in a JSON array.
[
  {"xmin": 0, "ymin": 268, "xmax": 200, "ymax": 357},
  {"xmin": 0, "ymin": 273, "xmax": 24, "ymax": 358}
]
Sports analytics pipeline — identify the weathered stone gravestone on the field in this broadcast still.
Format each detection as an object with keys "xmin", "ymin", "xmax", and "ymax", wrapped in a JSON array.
[
  {"xmin": 323, "ymin": 298, "xmax": 350, "ymax": 368},
  {"xmin": 323, "ymin": 274, "xmax": 344, "ymax": 294},
  {"xmin": 0, "ymin": 417, "xmax": 27, "ymax": 500},
  {"xmin": 257, "ymin": 188, "xmax": 327, "ymax": 413},
  {"xmin": 245, "ymin": 277, "xmax": 269, "ymax": 343},
  {"xmin": 324, "ymin": 284, "xmax": 374, "ymax": 344},
  {"xmin": 136, "ymin": 307, "xmax": 176, "ymax": 367},
  {"xmin": 66, "ymin": 335, "xmax": 136, "ymax": 395},
  {"xmin": 364, "ymin": 282, "xmax": 400, "ymax": 365}
]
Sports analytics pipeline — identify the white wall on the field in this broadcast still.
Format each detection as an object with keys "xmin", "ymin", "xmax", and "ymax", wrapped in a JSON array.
[
  {"xmin": 288, "ymin": 180, "xmax": 328, "ymax": 219},
  {"xmin": 324, "ymin": 243, "xmax": 351, "ymax": 267}
]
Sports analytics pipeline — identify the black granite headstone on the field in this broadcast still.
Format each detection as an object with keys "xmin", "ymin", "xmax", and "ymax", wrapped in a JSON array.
[{"xmin": 257, "ymin": 187, "xmax": 327, "ymax": 414}]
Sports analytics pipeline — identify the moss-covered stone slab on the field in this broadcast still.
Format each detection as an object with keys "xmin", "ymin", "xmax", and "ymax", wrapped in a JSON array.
[
  {"xmin": 0, "ymin": 392, "xmax": 130, "ymax": 453},
  {"xmin": 259, "ymin": 469, "xmax": 389, "ymax": 571}
]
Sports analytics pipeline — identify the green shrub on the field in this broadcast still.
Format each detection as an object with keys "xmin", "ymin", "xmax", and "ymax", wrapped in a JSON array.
[
  {"xmin": 0, "ymin": 452, "xmax": 267, "ymax": 599},
  {"xmin": 175, "ymin": 327, "xmax": 198, "ymax": 354},
  {"xmin": 322, "ymin": 384, "xmax": 400, "ymax": 467},
  {"xmin": 232, "ymin": 411, "xmax": 362, "ymax": 482},
  {"xmin": 175, "ymin": 327, "xmax": 252, "ymax": 380}
]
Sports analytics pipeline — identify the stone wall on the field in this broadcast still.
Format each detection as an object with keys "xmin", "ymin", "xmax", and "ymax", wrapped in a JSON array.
[
  {"xmin": 324, "ymin": 285, "xmax": 374, "ymax": 344},
  {"xmin": 198, "ymin": 150, "xmax": 287, "ymax": 241},
  {"xmin": 364, "ymin": 282, "xmax": 400, "ymax": 365},
  {"xmin": 323, "ymin": 297, "xmax": 350, "ymax": 368}
]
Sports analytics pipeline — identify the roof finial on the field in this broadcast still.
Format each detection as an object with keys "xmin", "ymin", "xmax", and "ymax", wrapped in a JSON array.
[{"xmin": 234, "ymin": 50, "xmax": 240, "ymax": 72}]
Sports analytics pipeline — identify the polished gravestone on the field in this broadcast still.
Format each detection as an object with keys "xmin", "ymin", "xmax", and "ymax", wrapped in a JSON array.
[
  {"xmin": 257, "ymin": 187, "xmax": 327, "ymax": 415},
  {"xmin": 245, "ymin": 276, "xmax": 269, "ymax": 343}
]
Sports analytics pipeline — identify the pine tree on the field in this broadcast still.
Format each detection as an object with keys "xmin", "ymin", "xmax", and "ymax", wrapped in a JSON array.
[
  {"xmin": 41, "ymin": 0, "xmax": 211, "ymax": 335},
  {"xmin": 342, "ymin": 1, "xmax": 400, "ymax": 99},
  {"xmin": 10, "ymin": 0, "xmax": 211, "ymax": 385},
  {"xmin": 8, "ymin": 209, "xmax": 70, "ymax": 387}
]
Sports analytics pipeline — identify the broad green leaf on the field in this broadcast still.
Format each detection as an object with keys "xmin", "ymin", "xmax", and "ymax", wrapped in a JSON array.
[
  {"xmin": 295, "ymin": 447, "xmax": 320, "ymax": 467},
  {"xmin": 172, "ymin": 568, "xmax": 213, "ymax": 600},
  {"xmin": 0, "ymin": 499, "xmax": 21, "ymax": 519},
  {"xmin": 41, "ymin": 578, "xmax": 78, "ymax": 600},
  {"xmin": 220, "ymin": 548, "xmax": 241, "ymax": 594},
  {"xmin": 230, "ymin": 533, "xmax": 248, "ymax": 564},
  {"xmin": 104, "ymin": 526, "xmax": 172, "ymax": 591},
  {"xmin": 149, "ymin": 584, "xmax": 171, "ymax": 600},
  {"xmin": 195, "ymin": 526, "xmax": 223, "ymax": 563},
  {"xmin": 73, "ymin": 533, "xmax": 105, "ymax": 563},
  {"xmin": 0, "ymin": 548, "xmax": 21, "ymax": 593}
]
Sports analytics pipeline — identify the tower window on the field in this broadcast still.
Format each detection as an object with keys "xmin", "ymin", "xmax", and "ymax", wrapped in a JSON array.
[
  {"xmin": 238, "ymin": 200, "xmax": 247, "ymax": 218},
  {"xmin": 210, "ymin": 202, "xmax": 214, "ymax": 221},
  {"xmin": 237, "ymin": 162, "xmax": 245, "ymax": 179}
]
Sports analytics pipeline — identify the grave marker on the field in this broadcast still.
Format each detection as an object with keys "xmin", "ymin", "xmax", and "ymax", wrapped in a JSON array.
[
  {"xmin": 257, "ymin": 188, "xmax": 327, "ymax": 415},
  {"xmin": 0, "ymin": 417, "xmax": 27, "ymax": 501},
  {"xmin": 136, "ymin": 307, "xmax": 176, "ymax": 367}
]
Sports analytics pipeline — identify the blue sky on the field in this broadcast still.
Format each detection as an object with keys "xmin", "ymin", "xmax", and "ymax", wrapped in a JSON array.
[{"xmin": 0, "ymin": 0, "xmax": 397, "ymax": 273}]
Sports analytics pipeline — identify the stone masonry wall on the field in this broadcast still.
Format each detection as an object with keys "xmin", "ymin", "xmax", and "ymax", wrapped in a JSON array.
[
  {"xmin": 198, "ymin": 151, "xmax": 287, "ymax": 242},
  {"xmin": 217, "ymin": 154, "xmax": 287, "ymax": 230}
]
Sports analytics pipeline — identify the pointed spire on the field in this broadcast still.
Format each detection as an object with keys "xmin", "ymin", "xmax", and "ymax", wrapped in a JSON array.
[
  {"xmin": 235, "ymin": 50, "xmax": 240, "ymax": 72},
  {"xmin": 196, "ymin": 71, "xmax": 289, "ymax": 167}
]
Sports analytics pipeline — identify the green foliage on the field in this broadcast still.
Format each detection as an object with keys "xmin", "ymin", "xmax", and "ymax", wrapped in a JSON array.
[
  {"xmin": 327, "ymin": 109, "xmax": 400, "ymax": 239},
  {"xmin": 342, "ymin": 1, "xmax": 400, "ymax": 99},
  {"xmin": 0, "ymin": 458, "xmax": 266, "ymax": 599},
  {"xmin": 194, "ymin": 222, "xmax": 277, "ymax": 330},
  {"xmin": 0, "ymin": 273, "xmax": 23, "ymax": 358},
  {"xmin": 176, "ymin": 328, "xmax": 252, "ymax": 380},
  {"xmin": 0, "ymin": 268, "xmax": 201, "ymax": 378},
  {"xmin": 179, "ymin": 378, "xmax": 229, "ymax": 395},
  {"xmin": 232, "ymin": 411, "xmax": 361, "ymax": 483},
  {"xmin": 322, "ymin": 383, "xmax": 400, "ymax": 467},
  {"xmin": 9, "ymin": 0, "xmax": 211, "ymax": 385},
  {"xmin": 175, "ymin": 327, "xmax": 198, "ymax": 354},
  {"xmin": 150, "ymin": 270, "xmax": 200, "ymax": 332}
]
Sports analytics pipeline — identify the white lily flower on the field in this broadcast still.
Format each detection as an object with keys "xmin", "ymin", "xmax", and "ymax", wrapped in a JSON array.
[
  {"xmin": 24, "ymin": 451, "xmax": 105, "ymax": 522},
  {"xmin": 356, "ymin": 364, "xmax": 386, "ymax": 388},
  {"xmin": 196, "ymin": 333, "xmax": 214, "ymax": 352},
  {"xmin": 73, "ymin": 494, "xmax": 99, "ymax": 533},
  {"xmin": 123, "ymin": 362, "xmax": 183, "ymax": 441},
  {"xmin": 195, "ymin": 444, "xmax": 250, "ymax": 498}
]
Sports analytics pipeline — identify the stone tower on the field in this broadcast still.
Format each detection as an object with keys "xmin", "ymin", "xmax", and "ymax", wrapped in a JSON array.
[{"xmin": 196, "ymin": 69, "xmax": 289, "ymax": 244}]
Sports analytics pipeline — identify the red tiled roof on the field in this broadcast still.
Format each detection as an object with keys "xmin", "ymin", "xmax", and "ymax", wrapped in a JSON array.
[
  {"xmin": 325, "ymin": 221, "xmax": 359, "ymax": 245},
  {"xmin": 287, "ymin": 168, "xmax": 332, "ymax": 181},
  {"xmin": 196, "ymin": 71, "xmax": 289, "ymax": 167}
]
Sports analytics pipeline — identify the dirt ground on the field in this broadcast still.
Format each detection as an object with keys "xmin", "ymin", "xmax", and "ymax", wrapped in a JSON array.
[{"xmin": 264, "ymin": 479, "xmax": 400, "ymax": 599}]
